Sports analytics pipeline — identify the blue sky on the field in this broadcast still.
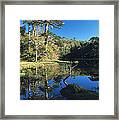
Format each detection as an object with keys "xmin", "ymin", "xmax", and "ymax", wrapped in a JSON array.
[
  {"xmin": 50, "ymin": 20, "xmax": 99, "ymax": 41},
  {"xmin": 20, "ymin": 20, "xmax": 99, "ymax": 41}
]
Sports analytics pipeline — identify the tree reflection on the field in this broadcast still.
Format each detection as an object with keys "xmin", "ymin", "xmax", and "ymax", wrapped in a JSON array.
[{"xmin": 20, "ymin": 62, "xmax": 99, "ymax": 100}]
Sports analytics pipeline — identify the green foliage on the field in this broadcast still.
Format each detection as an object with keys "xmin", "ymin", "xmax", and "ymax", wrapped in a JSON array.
[
  {"xmin": 61, "ymin": 37, "xmax": 99, "ymax": 61},
  {"xmin": 20, "ymin": 26, "xmax": 25, "ymax": 36},
  {"xmin": 20, "ymin": 20, "xmax": 99, "ymax": 63}
]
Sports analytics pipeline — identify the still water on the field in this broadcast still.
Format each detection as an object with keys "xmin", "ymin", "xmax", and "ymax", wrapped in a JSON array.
[{"xmin": 20, "ymin": 62, "xmax": 99, "ymax": 100}]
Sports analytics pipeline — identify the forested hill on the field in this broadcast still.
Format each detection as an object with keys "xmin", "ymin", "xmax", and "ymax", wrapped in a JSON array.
[
  {"xmin": 20, "ymin": 31, "xmax": 80, "ymax": 62},
  {"xmin": 20, "ymin": 29, "xmax": 99, "ymax": 62},
  {"xmin": 61, "ymin": 37, "xmax": 99, "ymax": 61}
]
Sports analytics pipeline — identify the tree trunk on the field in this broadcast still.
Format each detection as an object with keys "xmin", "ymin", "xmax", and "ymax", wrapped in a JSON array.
[
  {"xmin": 35, "ymin": 26, "xmax": 37, "ymax": 36},
  {"xmin": 36, "ymin": 66, "xmax": 37, "ymax": 75},
  {"xmin": 35, "ymin": 49, "xmax": 37, "ymax": 62},
  {"xmin": 44, "ymin": 68, "xmax": 48, "ymax": 99},
  {"xmin": 28, "ymin": 26, "xmax": 31, "ymax": 52},
  {"xmin": 33, "ymin": 30, "xmax": 34, "ymax": 36},
  {"xmin": 35, "ymin": 26, "xmax": 39, "ymax": 62},
  {"xmin": 69, "ymin": 65, "xmax": 72, "ymax": 75},
  {"xmin": 44, "ymin": 22, "xmax": 49, "ymax": 54}
]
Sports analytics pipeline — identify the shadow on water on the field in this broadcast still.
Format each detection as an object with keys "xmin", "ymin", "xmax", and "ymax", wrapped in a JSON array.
[{"xmin": 20, "ymin": 62, "xmax": 99, "ymax": 100}]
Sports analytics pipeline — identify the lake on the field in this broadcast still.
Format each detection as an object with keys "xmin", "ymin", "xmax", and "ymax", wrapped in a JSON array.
[{"xmin": 20, "ymin": 62, "xmax": 99, "ymax": 100}]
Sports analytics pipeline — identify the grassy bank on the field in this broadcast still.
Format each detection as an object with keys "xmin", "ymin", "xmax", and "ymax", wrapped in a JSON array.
[{"xmin": 20, "ymin": 60, "xmax": 78, "ymax": 69}]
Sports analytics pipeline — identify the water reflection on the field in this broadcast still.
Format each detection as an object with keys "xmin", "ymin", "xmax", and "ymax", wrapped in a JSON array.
[{"xmin": 20, "ymin": 62, "xmax": 99, "ymax": 100}]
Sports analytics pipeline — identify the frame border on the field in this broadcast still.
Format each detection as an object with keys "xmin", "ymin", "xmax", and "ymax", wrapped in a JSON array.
[{"xmin": 0, "ymin": 0, "xmax": 118, "ymax": 119}]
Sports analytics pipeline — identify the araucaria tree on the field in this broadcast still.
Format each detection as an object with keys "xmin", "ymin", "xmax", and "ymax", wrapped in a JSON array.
[
  {"xmin": 42, "ymin": 20, "xmax": 64, "ymax": 54},
  {"xmin": 20, "ymin": 20, "xmax": 64, "ymax": 62}
]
